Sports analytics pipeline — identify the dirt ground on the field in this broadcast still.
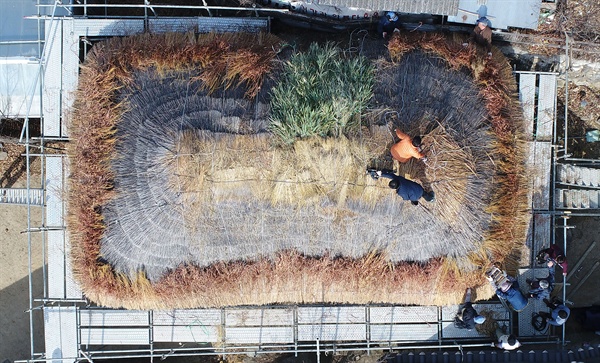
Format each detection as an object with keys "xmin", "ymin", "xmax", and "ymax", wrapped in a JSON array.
[{"xmin": 0, "ymin": 175, "xmax": 44, "ymax": 361}]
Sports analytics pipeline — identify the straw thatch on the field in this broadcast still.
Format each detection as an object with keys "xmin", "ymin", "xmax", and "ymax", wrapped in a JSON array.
[{"xmin": 68, "ymin": 31, "xmax": 530, "ymax": 309}]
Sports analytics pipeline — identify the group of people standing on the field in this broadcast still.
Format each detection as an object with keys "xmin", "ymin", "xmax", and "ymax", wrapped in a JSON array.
[{"xmin": 453, "ymin": 244, "xmax": 570, "ymax": 350}]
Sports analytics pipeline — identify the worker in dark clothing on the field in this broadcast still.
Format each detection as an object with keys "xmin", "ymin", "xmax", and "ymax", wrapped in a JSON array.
[
  {"xmin": 377, "ymin": 12, "xmax": 401, "ymax": 39},
  {"xmin": 464, "ymin": 17, "xmax": 492, "ymax": 56},
  {"xmin": 455, "ymin": 288, "xmax": 486, "ymax": 330},
  {"xmin": 527, "ymin": 262, "xmax": 555, "ymax": 301},
  {"xmin": 368, "ymin": 169, "xmax": 434, "ymax": 206},
  {"xmin": 539, "ymin": 298, "xmax": 570, "ymax": 326},
  {"xmin": 536, "ymin": 244, "xmax": 568, "ymax": 276},
  {"xmin": 472, "ymin": 17, "xmax": 492, "ymax": 53}
]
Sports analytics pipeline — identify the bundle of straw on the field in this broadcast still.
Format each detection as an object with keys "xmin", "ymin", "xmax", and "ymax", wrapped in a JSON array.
[{"xmin": 68, "ymin": 31, "xmax": 530, "ymax": 309}]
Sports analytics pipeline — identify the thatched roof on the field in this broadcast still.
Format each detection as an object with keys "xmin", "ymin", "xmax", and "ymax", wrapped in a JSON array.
[
  {"xmin": 98, "ymin": 51, "xmax": 495, "ymax": 282},
  {"xmin": 68, "ymin": 32, "xmax": 530, "ymax": 309}
]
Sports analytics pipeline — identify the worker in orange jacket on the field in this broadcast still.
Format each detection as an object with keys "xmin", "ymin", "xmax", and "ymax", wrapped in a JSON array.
[{"xmin": 390, "ymin": 129, "xmax": 425, "ymax": 163}]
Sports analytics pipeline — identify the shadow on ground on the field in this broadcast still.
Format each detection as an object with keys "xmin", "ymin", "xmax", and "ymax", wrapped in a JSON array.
[{"xmin": 0, "ymin": 267, "xmax": 44, "ymax": 362}]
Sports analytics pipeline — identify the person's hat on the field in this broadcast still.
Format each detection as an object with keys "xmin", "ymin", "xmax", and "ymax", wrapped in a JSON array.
[
  {"xmin": 412, "ymin": 135, "xmax": 422, "ymax": 148},
  {"xmin": 476, "ymin": 17, "xmax": 490, "ymax": 27},
  {"xmin": 539, "ymin": 279, "xmax": 549, "ymax": 289},
  {"xmin": 474, "ymin": 315, "xmax": 486, "ymax": 324},
  {"xmin": 386, "ymin": 12, "xmax": 398, "ymax": 22}
]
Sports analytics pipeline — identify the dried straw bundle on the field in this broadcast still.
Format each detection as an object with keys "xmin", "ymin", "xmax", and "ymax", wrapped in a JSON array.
[
  {"xmin": 68, "ymin": 31, "xmax": 529, "ymax": 309},
  {"xmin": 68, "ymin": 31, "xmax": 281, "ymax": 304},
  {"xmin": 385, "ymin": 33, "xmax": 530, "ymax": 274}
]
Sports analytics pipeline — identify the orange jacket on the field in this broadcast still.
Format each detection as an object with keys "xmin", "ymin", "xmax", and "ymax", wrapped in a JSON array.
[{"xmin": 390, "ymin": 129, "xmax": 424, "ymax": 163}]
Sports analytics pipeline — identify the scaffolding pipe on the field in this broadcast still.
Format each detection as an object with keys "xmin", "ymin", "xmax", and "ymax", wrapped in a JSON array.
[
  {"xmin": 316, "ymin": 338, "xmax": 320, "ymax": 363},
  {"xmin": 561, "ymin": 216, "xmax": 567, "ymax": 346},
  {"xmin": 562, "ymin": 30, "xmax": 569, "ymax": 158},
  {"xmin": 15, "ymin": 340, "xmax": 559, "ymax": 363},
  {"xmin": 35, "ymin": 4, "xmax": 290, "ymax": 12},
  {"xmin": 26, "ymin": 59, "xmax": 34, "ymax": 361}
]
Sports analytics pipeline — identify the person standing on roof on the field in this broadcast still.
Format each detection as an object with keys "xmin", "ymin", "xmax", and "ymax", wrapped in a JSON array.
[
  {"xmin": 527, "ymin": 261, "xmax": 555, "ymax": 301},
  {"xmin": 367, "ymin": 169, "xmax": 434, "ymax": 206},
  {"xmin": 536, "ymin": 244, "xmax": 568, "ymax": 276},
  {"xmin": 466, "ymin": 17, "xmax": 493, "ymax": 56},
  {"xmin": 378, "ymin": 12, "xmax": 401, "ymax": 39},
  {"xmin": 390, "ymin": 129, "xmax": 426, "ymax": 163}
]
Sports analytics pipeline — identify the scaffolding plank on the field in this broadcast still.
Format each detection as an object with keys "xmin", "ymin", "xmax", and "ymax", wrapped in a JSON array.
[
  {"xmin": 153, "ymin": 309, "xmax": 221, "ymax": 326},
  {"xmin": 297, "ymin": 306, "xmax": 365, "ymax": 324},
  {"xmin": 225, "ymin": 308, "xmax": 294, "ymax": 326},
  {"xmin": 370, "ymin": 324, "xmax": 438, "ymax": 341},
  {"xmin": 225, "ymin": 327, "xmax": 294, "ymax": 344},
  {"xmin": 80, "ymin": 328, "xmax": 150, "ymax": 345},
  {"xmin": 46, "ymin": 156, "xmax": 81, "ymax": 298},
  {"xmin": 46, "ymin": 156, "xmax": 64, "ymax": 226},
  {"xmin": 61, "ymin": 20, "xmax": 78, "ymax": 138},
  {"xmin": 528, "ymin": 141, "xmax": 552, "ymax": 210},
  {"xmin": 80, "ymin": 309, "xmax": 150, "ymax": 327},
  {"xmin": 440, "ymin": 303, "xmax": 509, "ymax": 321},
  {"xmin": 536, "ymin": 74, "xmax": 556, "ymax": 141},
  {"xmin": 43, "ymin": 19, "xmax": 62, "ymax": 137},
  {"xmin": 72, "ymin": 19, "xmax": 144, "ymax": 36},
  {"xmin": 153, "ymin": 325, "xmax": 219, "ymax": 343},
  {"xmin": 440, "ymin": 321, "xmax": 487, "ymax": 338},
  {"xmin": 532, "ymin": 214, "xmax": 551, "ymax": 263},
  {"xmin": 519, "ymin": 73, "xmax": 536, "ymax": 138},
  {"xmin": 370, "ymin": 306, "xmax": 438, "ymax": 323},
  {"xmin": 517, "ymin": 269, "xmax": 548, "ymax": 336},
  {"xmin": 147, "ymin": 17, "xmax": 269, "ymax": 33},
  {"xmin": 45, "ymin": 306, "xmax": 78, "ymax": 363},
  {"xmin": 47, "ymin": 229, "xmax": 66, "ymax": 299},
  {"xmin": 298, "ymin": 324, "xmax": 366, "ymax": 341},
  {"xmin": 64, "ymin": 232, "xmax": 82, "ymax": 299}
]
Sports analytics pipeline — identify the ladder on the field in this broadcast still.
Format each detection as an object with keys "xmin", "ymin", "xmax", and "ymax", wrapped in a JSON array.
[
  {"xmin": 0, "ymin": 188, "xmax": 44, "ymax": 206},
  {"xmin": 556, "ymin": 164, "xmax": 600, "ymax": 188},
  {"xmin": 555, "ymin": 189, "xmax": 600, "ymax": 209}
]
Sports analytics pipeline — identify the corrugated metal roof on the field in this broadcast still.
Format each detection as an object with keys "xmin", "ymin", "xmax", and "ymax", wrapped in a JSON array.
[
  {"xmin": 316, "ymin": 0, "xmax": 459, "ymax": 16},
  {"xmin": 447, "ymin": 0, "xmax": 542, "ymax": 30}
]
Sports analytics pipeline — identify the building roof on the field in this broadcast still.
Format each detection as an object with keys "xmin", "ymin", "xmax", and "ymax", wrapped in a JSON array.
[{"xmin": 317, "ymin": 0, "xmax": 459, "ymax": 16}]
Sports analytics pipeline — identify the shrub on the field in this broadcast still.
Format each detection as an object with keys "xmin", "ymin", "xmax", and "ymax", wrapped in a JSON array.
[{"xmin": 269, "ymin": 42, "xmax": 374, "ymax": 144}]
